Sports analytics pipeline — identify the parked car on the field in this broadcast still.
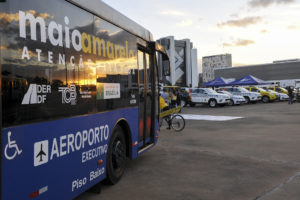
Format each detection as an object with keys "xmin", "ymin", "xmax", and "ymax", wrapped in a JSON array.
[
  {"xmin": 189, "ymin": 88, "xmax": 230, "ymax": 108},
  {"xmin": 244, "ymin": 86, "xmax": 277, "ymax": 103},
  {"xmin": 294, "ymin": 88, "xmax": 300, "ymax": 102},
  {"xmin": 218, "ymin": 86, "xmax": 261, "ymax": 104},
  {"xmin": 216, "ymin": 90, "xmax": 246, "ymax": 106},
  {"xmin": 262, "ymin": 87, "xmax": 289, "ymax": 101},
  {"xmin": 268, "ymin": 86, "xmax": 288, "ymax": 95}
]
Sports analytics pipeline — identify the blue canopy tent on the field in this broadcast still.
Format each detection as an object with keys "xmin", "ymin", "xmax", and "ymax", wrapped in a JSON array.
[
  {"xmin": 228, "ymin": 75, "xmax": 270, "ymax": 85},
  {"xmin": 204, "ymin": 77, "xmax": 235, "ymax": 87}
]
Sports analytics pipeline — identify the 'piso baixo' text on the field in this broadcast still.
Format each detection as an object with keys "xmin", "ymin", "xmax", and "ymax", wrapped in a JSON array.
[{"xmin": 72, "ymin": 167, "xmax": 105, "ymax": 192}]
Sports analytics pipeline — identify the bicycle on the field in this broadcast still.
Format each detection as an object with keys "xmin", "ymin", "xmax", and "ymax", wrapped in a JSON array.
[{"xmin": 159, "ymin": 106, "xmax": 185, "ymax": 132}]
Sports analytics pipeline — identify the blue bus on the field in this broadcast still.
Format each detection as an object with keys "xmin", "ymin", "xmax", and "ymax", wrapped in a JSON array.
[{"xmin": 0, "ymin": 0, "xmax": 170, "ymax": 199}]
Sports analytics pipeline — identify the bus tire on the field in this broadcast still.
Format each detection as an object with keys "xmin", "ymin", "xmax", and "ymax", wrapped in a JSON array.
[{"xmin": 105, "ymin": 125, "xmax": 127, "ymax": 185}]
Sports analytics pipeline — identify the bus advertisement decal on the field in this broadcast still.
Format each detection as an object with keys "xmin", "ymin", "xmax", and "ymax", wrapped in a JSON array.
[{"xmin": 1, "ymin": 108, "xmax": 139, "ymax": 199}]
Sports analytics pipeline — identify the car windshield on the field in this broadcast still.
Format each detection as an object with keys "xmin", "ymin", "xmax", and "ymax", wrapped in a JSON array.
[
  {"xmin": 281, "ymin": 88, "xmax": 288, "ymax": 92},
  {"xmin": 238, "ymin": 87, "xmax": 249, "ymax": 92},
  {"xmin": 205, "ymin": 88, "xmax": 217, "ymax": 94},
  {"xmin": 258, "ymin": 88, "xmax": 266, "ymax": 92},
  {"xmin": 218, "ymin": 91, "xmax": 231, "ymax": 95}
]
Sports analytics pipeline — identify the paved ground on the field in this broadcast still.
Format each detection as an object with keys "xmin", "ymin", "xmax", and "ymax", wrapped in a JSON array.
[{"xmin": 76, "ymin": 101, "xmax": 300, "ymax": 200}]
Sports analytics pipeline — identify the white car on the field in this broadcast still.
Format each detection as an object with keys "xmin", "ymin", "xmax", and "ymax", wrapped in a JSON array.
[
  {"xmin": 189, "ymin": 88, "xmax": 230, "ymax": 108},
  {"xmin": 219, "ymin": 87, "xmax": 261, "ymax": 104},
  {"xmin": 216, "ymin": 90, "xmax": 246, "ymax": 106},
  {"xmin": 266, "ymin": 89, "xmax": 289, "ymax": 101}
]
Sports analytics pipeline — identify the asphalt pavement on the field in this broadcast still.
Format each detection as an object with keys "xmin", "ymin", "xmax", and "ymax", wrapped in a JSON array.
[{"xmin": 76, "ymin": 101, "xmax": 300, "ymax": 200}]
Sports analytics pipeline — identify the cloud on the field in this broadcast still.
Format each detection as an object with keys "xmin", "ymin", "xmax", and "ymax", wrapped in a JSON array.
[
  {"xmin": 287, "ymin": 25, "xmax": 300, "ymax": 30},
  {"xmin": 230, "ymin": 13, "xmax": 239, "ymax": 18},
  {"xmin": 248, "ymin": 0, "xmax": 296, "ymax": 8},
  {"xmin": 0, "ymin": 10, "xmax": 53, "ymax": 27},
  {"xmin": 176, "ymin": 19, "xmax": 193, "ymax": 27},
  {"xmin": 160, "ymin": 10, "xmax": 184, "ymax": 16},
  {"xmin": 223, "ymin": 39, "xmax": 255, "ymax": 47},
  {"xmin": 260, "ymin": 29, "xmax": 269, "ymax": 33},
  {"xmin": 218, "ymin": 16, "xmax": 262, "ymax": 28}
]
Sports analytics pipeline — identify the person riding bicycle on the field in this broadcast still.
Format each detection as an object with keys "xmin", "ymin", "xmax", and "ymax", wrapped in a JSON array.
[
  {"xmin": 160, "ymin": 96, "xmax": 169, "ymax": 111},
  {"xmin": 170, "ymin": 90, "xmax": 178, "ymax": 107},
  {"xmin": 160, "ymin": 88, "xmax": 169, "ymax": 104},
  {"xmin": 159, "ymin": 96, "xmax": 171, "ymax": 129}
]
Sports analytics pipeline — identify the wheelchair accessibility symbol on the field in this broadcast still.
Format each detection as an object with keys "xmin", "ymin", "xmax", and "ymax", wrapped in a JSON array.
[{"xmin": 4, "ymin": 131, "xmax": 22, "ymax": 160}]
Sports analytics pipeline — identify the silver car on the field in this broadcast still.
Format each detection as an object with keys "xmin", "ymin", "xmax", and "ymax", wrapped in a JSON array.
[{"xmin": 217, "ymin": 90, "xmax": 246, "ymax": 106}]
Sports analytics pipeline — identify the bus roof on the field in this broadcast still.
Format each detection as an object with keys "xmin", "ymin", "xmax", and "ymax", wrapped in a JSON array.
[{"xmin": 67, "ymin": 0, "xmax": 153, "ymax": 42}]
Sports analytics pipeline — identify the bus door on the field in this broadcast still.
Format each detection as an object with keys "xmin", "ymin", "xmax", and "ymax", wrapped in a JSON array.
[{"xmin": 138, "ymin": 49, "xmax": 155, "ymax": 149}]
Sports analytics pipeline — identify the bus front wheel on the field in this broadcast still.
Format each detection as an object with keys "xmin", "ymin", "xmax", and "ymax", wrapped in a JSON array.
[{"xmin": 105, "ymin": 125, "xmax": 127, "ymax": 185}]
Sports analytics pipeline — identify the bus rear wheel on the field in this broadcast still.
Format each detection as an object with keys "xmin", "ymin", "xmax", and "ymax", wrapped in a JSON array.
[{"xmin": 105, "ymin": 125, "xmax": 127, "ymax": 185}]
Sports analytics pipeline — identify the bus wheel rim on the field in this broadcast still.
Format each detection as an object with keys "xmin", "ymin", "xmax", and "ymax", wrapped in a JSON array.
[{"xmin": 112, "ymin": 140, "xmax": 125, "ymax": 169}]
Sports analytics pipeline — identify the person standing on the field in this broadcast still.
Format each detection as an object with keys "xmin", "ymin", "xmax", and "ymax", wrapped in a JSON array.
[
  {"xmin": 160, "ymin": 88, "xmax": 169, "ymax": 105},
  {"xmin": 171, "ymin": 90, "xmax": 178, "ymax": 107},
  {"xmin": 288, "ymin": 86, "xmax": 294, "ymax": 104},
  {"xmin": 176, "ymin": 90, "xmax": 182, "ymax": 107}
]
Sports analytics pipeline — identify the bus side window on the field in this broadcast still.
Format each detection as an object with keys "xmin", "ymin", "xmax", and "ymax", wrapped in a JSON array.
[{"xmin": 94, "ymin": 16, "xmax": 138, "ymax": 112}]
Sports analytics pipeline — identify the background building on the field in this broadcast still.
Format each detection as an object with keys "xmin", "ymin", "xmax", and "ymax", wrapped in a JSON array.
[
  {"xmin": 202, "ymin": 54, "xmax": 232, "ymax": 83},
  {"xmin": 198, "ymin": 73, "xmax": 203, "ymax": 87},
  {"xmin": 215, "ymin": 60, "xmax": 300, "ymax": 87},
  {"xmin": 157, "ymin": 36, "xmax": 198, "ymax": 87}
]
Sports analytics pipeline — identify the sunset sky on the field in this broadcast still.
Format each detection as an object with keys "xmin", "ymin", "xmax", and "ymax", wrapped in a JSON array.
[{"xmin": 102, "ymin": 0, "xmax": 300, "ymax": 72}]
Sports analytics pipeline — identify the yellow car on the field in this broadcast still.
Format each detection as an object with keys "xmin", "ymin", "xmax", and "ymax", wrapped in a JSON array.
[
  {"xmin": 268, "ymin": 86, "xmax": 288, "ymax": 95},
  {"xmin": 245, "ymin": 86, "xmax": 277, "ymax": 103}
]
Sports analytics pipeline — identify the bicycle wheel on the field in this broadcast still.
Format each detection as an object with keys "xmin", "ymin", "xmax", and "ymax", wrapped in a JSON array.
[{"xmin": 170, "ymin": 114, "xmax": 185, "ymax": 132}]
